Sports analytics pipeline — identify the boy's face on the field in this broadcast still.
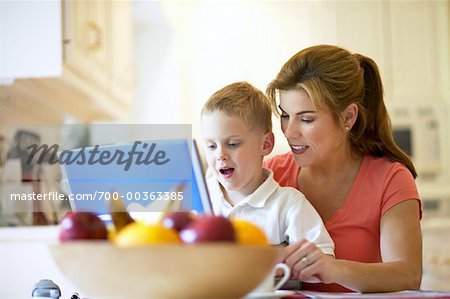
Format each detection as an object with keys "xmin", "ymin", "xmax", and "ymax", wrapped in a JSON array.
[{"xmin": 201, "ymin": 111, "xmax": 269, "ymax": 196}]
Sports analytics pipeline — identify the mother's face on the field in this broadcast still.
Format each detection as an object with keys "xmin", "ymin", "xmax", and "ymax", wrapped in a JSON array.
[{"xmin": 278, "ymin": 89, "xmax": 348, "ymax": 168}]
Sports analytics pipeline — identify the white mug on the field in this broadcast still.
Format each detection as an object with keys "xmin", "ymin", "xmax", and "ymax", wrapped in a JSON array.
[{"xmin": 253, "ymin": 263, "xmax": 291, "ymax": 293}]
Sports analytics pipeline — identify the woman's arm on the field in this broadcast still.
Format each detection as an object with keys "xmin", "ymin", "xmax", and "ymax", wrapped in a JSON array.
[{"xmin": 281, "ymin": 200, "xmax": 422, "ymax": 292}]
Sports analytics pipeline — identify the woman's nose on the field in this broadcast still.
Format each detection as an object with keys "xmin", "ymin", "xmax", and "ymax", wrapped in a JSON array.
[{"xmin": 283, "ymin": 120, "xmax": 300, "ymax": 138}]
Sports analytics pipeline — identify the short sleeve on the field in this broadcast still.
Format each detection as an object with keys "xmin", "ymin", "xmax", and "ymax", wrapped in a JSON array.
[
  {"xmin": 381, "ymin": 163, "xmax": 421, "ymax": 219},
  {"xmin": 284, "ymin": 196, "xmax": 335, "ymax": 256}
]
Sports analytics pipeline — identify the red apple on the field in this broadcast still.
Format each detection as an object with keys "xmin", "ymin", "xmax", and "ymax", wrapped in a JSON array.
[
  {"xmin": 162, "ymin": 211, "xmax": 197, "ymax": 232},
  {"xmin": 59, "ymin": 212, "xmax": 108, "ymax": 241},
  {"xmin": 180, "ymin": 216, "xmax": 236, "ymax": 244}
]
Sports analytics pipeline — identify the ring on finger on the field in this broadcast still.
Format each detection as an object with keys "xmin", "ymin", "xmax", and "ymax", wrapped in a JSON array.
[{"xmin": 300, "ymin": 256, "xmax": 309, "ymax": 266}]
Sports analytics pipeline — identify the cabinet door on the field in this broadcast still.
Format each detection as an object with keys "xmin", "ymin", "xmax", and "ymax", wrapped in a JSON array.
[
  {"xmin": 61, "ymin": 0, "xmax": 134, "ymax": 119},
  {"xmin": 63, "ymin": 0, "xmax": 109, "ymax": 92},
  {"xmin": 109, "ymin": 0, "xmax": 134, "ymax": 105},
  {"xmin": 332, "ymin": 1, "xmax": 402, "ymax": 103},
  {"xmin": 389, "ymin": 0, "xmax": 445, "ymax": 102}
]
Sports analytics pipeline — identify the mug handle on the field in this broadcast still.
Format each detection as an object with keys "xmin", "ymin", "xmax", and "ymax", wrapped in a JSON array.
[{"xmin": 273, "ymin": 263, "xmax": 291, "ymax": 290}]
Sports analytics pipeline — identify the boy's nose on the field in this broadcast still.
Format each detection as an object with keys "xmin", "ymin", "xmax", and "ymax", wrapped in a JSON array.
[{"xmin": 216, "ymin": 151, "xmax": 228, "ymax": 161}]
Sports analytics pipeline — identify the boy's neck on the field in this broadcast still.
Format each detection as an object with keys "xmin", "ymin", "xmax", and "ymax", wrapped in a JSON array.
[{"xmin": 220, "ymin": 169, "xmax": 267, "ymax": 207}]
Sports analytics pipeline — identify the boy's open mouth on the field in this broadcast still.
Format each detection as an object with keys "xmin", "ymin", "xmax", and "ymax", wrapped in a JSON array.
[{"xmin": 219, "ymin": 167, "xmax": 235, "ymax": 178}]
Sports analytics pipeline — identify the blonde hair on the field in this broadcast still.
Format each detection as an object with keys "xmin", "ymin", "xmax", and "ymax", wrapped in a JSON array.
[
  {"xmin": 202, "ymin": 81, "xmax": 272, "ymax": 133},
  {"xmin": 266, "ymin": 45, "xmax": 417, "ymax": 178}
]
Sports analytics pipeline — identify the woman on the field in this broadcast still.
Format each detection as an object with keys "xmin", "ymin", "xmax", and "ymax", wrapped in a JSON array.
[{"xmin": 264, "ymin": 45, "xmax": 422, "ymax": 292}]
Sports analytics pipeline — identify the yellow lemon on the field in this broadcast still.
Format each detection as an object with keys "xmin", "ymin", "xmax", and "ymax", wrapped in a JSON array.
[
  {"xmin": 231, "ymin": 219, "xmax": 268, "ymax": 245},
  {"xmin": 115, "ymin": 222, "xmax": 180, "ymax": 246}
]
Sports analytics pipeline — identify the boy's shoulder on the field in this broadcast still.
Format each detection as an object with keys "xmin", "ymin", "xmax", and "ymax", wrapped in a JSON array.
[{"xmin": 266, "ymin": 172, "xmax": 307, "ymax": 204}]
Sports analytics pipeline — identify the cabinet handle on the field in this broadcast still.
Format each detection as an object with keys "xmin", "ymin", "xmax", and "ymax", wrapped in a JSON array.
[{"xmin": 87, "ymin": 21, "xmax": 102, "ymax": 52}]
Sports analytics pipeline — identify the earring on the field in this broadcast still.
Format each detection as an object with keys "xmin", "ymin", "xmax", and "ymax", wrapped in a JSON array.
[{"xmin": 345, "ymin": 126, "xmax": 350, "ymax": 131}]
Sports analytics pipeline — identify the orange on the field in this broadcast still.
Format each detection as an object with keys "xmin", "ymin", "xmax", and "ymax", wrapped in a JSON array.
[
  {"xmin": 107, "ymin": 225, "xmax": 117, "ymax": 242},
  {"xmin": 231, "ymin": 219, "xmax": 268, "ymax": 245},
  {"xmin": 115, "ymin": 222, "xmax": 180, "ymax": 246}
]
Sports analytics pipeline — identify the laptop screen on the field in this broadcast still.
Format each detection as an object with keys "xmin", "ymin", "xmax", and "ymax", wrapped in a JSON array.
[{"xmin": 60, "ymin": 139, "xmax": 213, "ymax": 217}]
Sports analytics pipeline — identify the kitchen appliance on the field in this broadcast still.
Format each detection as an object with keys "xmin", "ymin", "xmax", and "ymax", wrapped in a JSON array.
[
  {"xmin": 388, "ymin": 101, "xmax": 448, "ymax": 181},
  {"xmin": 31, "ymin": 279, "xmax": 60, "ymax": 299},
  {"xmin": 387, "ymin": 100, "xmax": 450, "ymax": 218}
]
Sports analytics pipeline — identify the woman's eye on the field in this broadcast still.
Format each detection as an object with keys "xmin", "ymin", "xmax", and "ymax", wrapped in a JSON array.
[
  {"xmin": 280, "ymin": 113, "xmax": 289, "ymax": 119},
  {"xmin": 301, "ymin": 118, "xmax": 313, "ymax": 123}
]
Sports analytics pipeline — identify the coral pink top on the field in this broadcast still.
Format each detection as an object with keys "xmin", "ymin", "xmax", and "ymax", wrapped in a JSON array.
[{"xmin": 264, "ymin": 152, "xmax": 421, "ymax": 292}]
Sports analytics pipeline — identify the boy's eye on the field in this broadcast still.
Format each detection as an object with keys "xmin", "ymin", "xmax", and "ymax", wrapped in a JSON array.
[
  {"xmin": 228, "ymin": 142, "xmax": 239, "ymax": 148},
  {"xmin": 206, "ymin": 144, "xmax": 216, "ymax": 150}
]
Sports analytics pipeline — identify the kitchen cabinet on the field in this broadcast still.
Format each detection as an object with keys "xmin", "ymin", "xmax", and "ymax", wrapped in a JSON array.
[
  {"xmin": 388, "ymin": 0, "xmax": 448, "ymax": 103},
  {"xmin": 334, "ymin": 0, "xmax": 448, "ymax": 104},
  {"xmin": 0, "ymin": 0, "xmax": 134, "ymax": 124},
  {"xmin": 61, "ymin": 0, "xmax": 135, "ymax": 120}
]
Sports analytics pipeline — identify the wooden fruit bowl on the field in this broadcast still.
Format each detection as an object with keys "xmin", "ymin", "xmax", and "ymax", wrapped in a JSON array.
[{"xmin": 50, "ymin": 242, "xmax": 280, "ymax": 299}]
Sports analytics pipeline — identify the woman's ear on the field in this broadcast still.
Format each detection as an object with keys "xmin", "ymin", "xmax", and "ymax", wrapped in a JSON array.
[
  {"xmin": 342, "ymin": 103, "xmax": 358, "ymax": 130},
  {"xmin": 262, "ymin": 131, "xmax": 275, "ymax": 156}
]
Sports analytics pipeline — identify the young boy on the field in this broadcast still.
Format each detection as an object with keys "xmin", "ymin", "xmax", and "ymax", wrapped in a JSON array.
[{"xmin": 201, "ymin": 81, "xmax": 334, "ymax": 254}]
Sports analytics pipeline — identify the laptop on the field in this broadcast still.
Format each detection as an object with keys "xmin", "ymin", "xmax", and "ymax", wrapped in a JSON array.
[{"xmin": 60, "ymin": 139, "xmax": 213, "ymax": 219}]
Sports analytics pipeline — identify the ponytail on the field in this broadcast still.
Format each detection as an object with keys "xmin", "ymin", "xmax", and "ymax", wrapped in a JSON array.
[{"xmin": 353, "ymin": 54, "xmax": 417, "ymax": 178}]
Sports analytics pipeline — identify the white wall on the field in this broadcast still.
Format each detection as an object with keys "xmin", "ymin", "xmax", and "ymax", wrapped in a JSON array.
[
  {"xmin": 132, "ymin": 0, "xmax": 449, "ymax": 156},
  {"xmin": 132, "ymin": 1, "xmax": 341, "ymax": 155}
]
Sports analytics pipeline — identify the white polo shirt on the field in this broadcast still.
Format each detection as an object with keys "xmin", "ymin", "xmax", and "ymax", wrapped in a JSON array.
[{"xmin": 206, "ymin": 169, "xmax": 335, "ymax": 256}]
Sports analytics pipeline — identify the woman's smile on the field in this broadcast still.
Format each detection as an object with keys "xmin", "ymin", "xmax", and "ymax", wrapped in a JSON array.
[{"xmin": 290, "ymin": 144, "xmax": 309, "ymax": 155}]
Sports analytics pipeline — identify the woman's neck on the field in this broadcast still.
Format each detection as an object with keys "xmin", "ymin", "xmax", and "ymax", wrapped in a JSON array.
[
  {"xmin": 297, "ymin": 150, "xmax": 364, "ymax": 221},
  {"xmin": 301, "ymin": 150, "xmax": 363, "ymax": 187}
]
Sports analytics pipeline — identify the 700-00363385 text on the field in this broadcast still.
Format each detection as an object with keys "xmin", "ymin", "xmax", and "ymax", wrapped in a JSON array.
[{"xmin": 9, "ymin": 191, "xmax": 184, "ymax": 201}]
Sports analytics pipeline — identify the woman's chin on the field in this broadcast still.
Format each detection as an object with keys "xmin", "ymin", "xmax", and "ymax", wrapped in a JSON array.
[{"xmin": 293, "ymin": 157, "xmax": 310, "ymax": 168}]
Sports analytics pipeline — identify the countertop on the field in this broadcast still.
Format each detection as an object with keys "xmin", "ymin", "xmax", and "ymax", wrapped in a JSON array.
[{"xmin": 0, "ymin": 225, "xmax": 85, "ymax": 298}]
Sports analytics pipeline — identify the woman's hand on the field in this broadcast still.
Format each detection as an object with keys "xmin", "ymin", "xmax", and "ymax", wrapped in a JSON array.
[{"xmin": 279, "ymin": 239, "xmax": 337, "ymax": 284}]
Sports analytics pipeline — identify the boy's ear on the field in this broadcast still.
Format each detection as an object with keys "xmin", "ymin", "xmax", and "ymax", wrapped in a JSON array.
[{"xmin": 262, "ymin": 131, "xmax": 275, "ymax": 156}]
